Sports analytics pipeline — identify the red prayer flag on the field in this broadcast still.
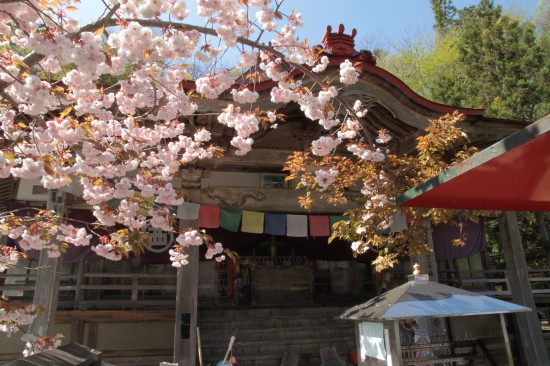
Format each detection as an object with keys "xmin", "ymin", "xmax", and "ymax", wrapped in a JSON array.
[
  {"xmin": 197, "ymin": 204, "xmax": 221, "ymax": 228},
  {"xmin": 309, "ymin": 215, "xmax": 330, "ymax": 237}
]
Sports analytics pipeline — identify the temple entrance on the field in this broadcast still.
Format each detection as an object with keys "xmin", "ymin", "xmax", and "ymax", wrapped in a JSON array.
[{"xmin": 198, "ymin": 233, "xmax": 376, "ymax": 308}]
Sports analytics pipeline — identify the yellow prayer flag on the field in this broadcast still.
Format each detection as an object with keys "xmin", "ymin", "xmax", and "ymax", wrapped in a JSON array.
[{"xmin": 241, "ymin": 211, "xmax": 265, "ymax": 234}]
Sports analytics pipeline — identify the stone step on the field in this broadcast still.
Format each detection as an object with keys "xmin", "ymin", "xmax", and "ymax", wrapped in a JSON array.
[
  {"xmin": 202, "ymin": 346, "xmax": 356, "ymax": 366},
  {"xmin": 199, "ymin": 316, "xmax": 350, "ymax": 331},
  {"xmin": 199, "ymin": 324, "xmax": 354, "ymax": 343},
  {"xmin": 201, "ymin": 352, "xmax": 336, "ymax": 366},
  {"xmin": 201, "ymin": 336, "xmax": 354, "ymax": 358},
  {"xmin": 198, "ymin": 306, "xmax": 356, "ymax": 366},
  {"xmin": 199, "ymin": 305, "xmax": 350, "ymax": 319}
]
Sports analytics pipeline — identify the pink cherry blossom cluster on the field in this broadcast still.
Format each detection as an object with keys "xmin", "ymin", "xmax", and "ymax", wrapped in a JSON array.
[
  {"xmin": 169, "ymin": 247, "xmax": 189, "ymax": 268},
  {"xmin": 218, "ymin": 105, "xmax": 260, "ymax": 155},
  {"xmin": 353, "ymin": 100, "xmax": 368, "ymax": 118},
  {"xmin": 22, "ymin": 333, "xmax": 63, "ymax": 357},
  {"xmin": 347, "ymin": 144, "xmax": 386, "ymax": 162},
  {"xmin": 0, "ymin": 301, "xmax": 39, "ymax": 335},
  {"xmin": 0, "ymin": 246, "xmax": 20, "ymax": 273},
  {"xmin": 56, "ymin": 225, "xmax": 92, "ymax": 247},
  {"xmin": 169, "ymin": 228, "xmax": 226, "ymax": 267},
  {"xmin": 92, "ymin": 243, "xmax": 123, "ymax": 261},
  {"xmin": 175, "ymin": 229, "xmax": 203, "ymax": 247},
  {"xmin": 314, "ymin": 169, "xmax": 339, "ymax": 191},
  {"xmin": 196, "ymin": 70, "xmax": 235, "ymax": 99},
  {"xmin": 339, "ymin": 59, "xmax": 360, "ymax": 85},
  {"xmin": 197, "ymin": 0, "xmax": 256, "ymax": 47},
  {"xmin": 115, "ymin": 0, "xmax": 187, "ymax": 19},
  {"xmin": 376, "ymin": 130, "xmax": 393, "ymax": 144},
  {"xmin": 205, "ymin": 242, "xmax": 225, "ymax": 262},
  {"xmin": 312, "ymin": 56, "xmax": 329, "ymax": 73},
  {"xmin": 236, "ymin": 51, "xmax": 258, "ymax": 69},
  {"xmin": 337, "ymin": 118, "xmax": 360, "ymax": 140},
  {"xmin": 312, "ymin": 136, "xmax": 342, "ymax": 156},
  {"xmin": 231, "ymin": 88, "xmax": 259, "ymax": 104}
]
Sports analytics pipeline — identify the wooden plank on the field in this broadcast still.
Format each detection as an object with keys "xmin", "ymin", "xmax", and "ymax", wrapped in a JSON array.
[
  {"xmin": 79, "ymin": 285, "xmax": 176, "ymax": 290},
  {"xmin": 69, "ymin": 319, "xmax": 85, "ymax": 344},
  {"xmin": 87, "ymin": 322, "xmax": 98, "ymax": 349},
  {"xmin": 74, "ymin": 261, "xmax": 84, "ymax": 308},
  {"xmin": 83, "ymin": 273, "xmax": 176, "ymax": 278}
]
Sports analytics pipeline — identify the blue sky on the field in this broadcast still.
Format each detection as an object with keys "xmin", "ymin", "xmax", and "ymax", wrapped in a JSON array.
[{"xmin": 74, "ymin": 0, "xmax": 541, "ymax": 48}]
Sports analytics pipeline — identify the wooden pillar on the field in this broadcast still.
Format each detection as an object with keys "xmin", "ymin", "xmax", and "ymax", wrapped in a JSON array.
[
  {"xmin": 499, "ymin": 211, "xmax": 549, "ymax": 365},
  {"xmin": 174, "ymin": 169, "xmax": 202, "ymax": 366},
  {"xmin": 384, "ymin": 320, "xmax": 402, "ymax": 366},
  {"xmin": 28, "ymin": 189, "xmax": 65, "ymax": 337},
  {"xmin": 174, "ymin": 243, "xmax": 199, "ymax": 366}
]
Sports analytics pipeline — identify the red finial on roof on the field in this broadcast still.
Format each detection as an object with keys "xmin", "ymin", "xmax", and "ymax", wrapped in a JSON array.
[{"xmin": 321, "ymin": 24, "xmax": 376, "ymax": 65}]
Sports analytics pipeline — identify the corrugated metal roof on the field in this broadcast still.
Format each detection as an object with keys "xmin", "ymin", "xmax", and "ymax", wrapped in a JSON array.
[{"xmin": 339, "ymin": 277, "xmax": 530, "ymax": 321}]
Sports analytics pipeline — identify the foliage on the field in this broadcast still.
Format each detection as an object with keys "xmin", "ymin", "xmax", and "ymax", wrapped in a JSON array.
[
  {"xmin": 284, "ymin": 112, "xmax": 478, "ymax": 271},
  {"xmin": 486, "ymin": 212, "xmax": 550, "ymax": 270},
  {"xmin": 431, "ymin": 0, "xmax": 457, "ymax": 36},
  {"xmin": 436, "ymin": 0, "xmax": 550, "ymax": 120},
  {"xmin": 382, "ymin": 0, "xmax": 550, "ymax": 121}
]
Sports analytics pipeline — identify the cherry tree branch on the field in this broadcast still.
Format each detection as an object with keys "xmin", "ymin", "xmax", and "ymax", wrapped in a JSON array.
[
  {"xmin": 0, "ymin": 3, "xmax": 120, "ymax": 92},
  {"xmin": 107, "ymin": 18, "xmax": 374, "ymax": 145}
]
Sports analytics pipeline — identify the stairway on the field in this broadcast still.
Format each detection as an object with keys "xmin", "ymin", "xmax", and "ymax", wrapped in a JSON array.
[{"xmin": 198, "ymin": 306, "xmax": 356, "ymax": 366}]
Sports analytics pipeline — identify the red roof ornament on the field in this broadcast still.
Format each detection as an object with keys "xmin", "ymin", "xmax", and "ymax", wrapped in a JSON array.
[{"xmin": 321, "ymin": 24, "xmax": 376, "ymax": 65}]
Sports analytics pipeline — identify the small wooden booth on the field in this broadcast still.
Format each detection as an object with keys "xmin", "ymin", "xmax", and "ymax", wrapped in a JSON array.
[{"xmin": 339, "ymin": 266, "xmax": 529, "ymax": 365}]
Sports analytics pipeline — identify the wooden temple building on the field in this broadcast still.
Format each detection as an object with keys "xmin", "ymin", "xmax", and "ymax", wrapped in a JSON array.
[{"xmin": 0, "ymin": 25, "xmax": 546, "ymax": 366}]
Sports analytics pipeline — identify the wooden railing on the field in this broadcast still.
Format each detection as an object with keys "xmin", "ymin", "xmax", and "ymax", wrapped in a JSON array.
[
  {"xmin": 0, "ymin": 271, "xmax": 178, "ymax": 309},
  {"xmin": 3, "ymin": 267, "xmax": 550, "ymax": 310},
  {"xmin": 437, "ymin": 269, "xmax": 550, "ymax": 300}
]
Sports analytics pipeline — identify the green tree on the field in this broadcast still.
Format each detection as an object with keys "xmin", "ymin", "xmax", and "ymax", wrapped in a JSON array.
[
  {"xmin": 378, "ymin": 28, "xmax": 462, "ymax": 103},
  {"xmin": 431, "ymin": 0, "xmax": 457, "ymax": 36},
  {"xmin": 431, "ymin": 0, "xmax": 550, "ymax": 120},
  {"xmin": 381, "ymin": 0, "xmax": 550, "ymax": 121}
]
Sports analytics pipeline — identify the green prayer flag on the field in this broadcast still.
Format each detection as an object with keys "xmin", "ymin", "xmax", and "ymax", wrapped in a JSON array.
[{"xmin": 220, "ymin": 208, "xmax": 242, "ymax": 232}]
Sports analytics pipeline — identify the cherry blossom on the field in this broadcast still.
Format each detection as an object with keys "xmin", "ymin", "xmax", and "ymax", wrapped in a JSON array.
[
  {"xmin": 314, "ymin": 168, "xmax": 339, "ymax": 191},
  {"xmin": 0, "ymin": 246, "xmax": 20, "ymax": 272},
  {"xmin": 0, "ymin": 1, "xmax": 475, "ymax": 352},
  {"xmin": 339, "ymin": 59, "xmax": 359, "ymax": 85},
  {"xmin": 312, "ymin": 136, "xmax": 342, "ymax": 156},
  {"xmin": 169, "ymin": 247, "xmax": 189, "ymax": 268},
  {"xmin": 0, "ymin": 301, "xmax": 40, "ymax": 335}
]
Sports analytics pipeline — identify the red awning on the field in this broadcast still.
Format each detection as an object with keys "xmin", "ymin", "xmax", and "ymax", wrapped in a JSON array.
[{"xmin": 397, "ymin": 115, "xmax": 550, "ymax": 211}]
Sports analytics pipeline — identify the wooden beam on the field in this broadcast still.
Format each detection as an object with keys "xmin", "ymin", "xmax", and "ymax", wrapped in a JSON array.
[
  {"xmin": 499, "ymin": 211, "xmax": 549, "ymax": 365},
  {"xmin": 200, "ymin": 186, "xmax": 358, "ymax": 213},
  {"xmin": 197, "ymin": 148, "xmax": 295, "ymax": 171},
  {"xmin": 56, "ymin": 310, "xmax": 175, "ymax": 323}
]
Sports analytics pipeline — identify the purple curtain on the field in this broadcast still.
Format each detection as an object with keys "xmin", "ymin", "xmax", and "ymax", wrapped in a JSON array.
[{"xmin": 432, "ymin": 218, "xmax": 487, "ymax": 260}]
